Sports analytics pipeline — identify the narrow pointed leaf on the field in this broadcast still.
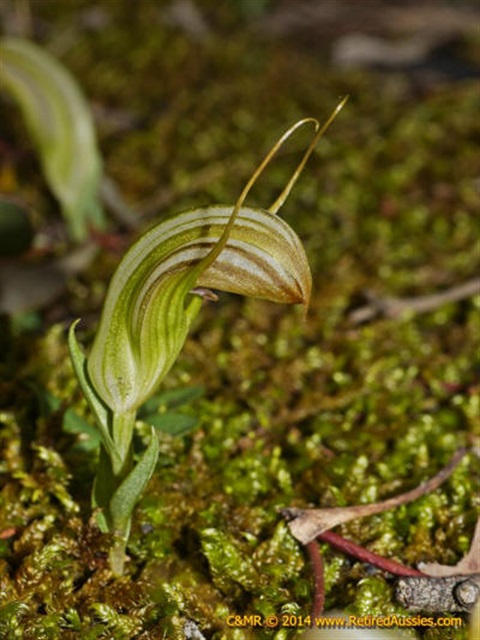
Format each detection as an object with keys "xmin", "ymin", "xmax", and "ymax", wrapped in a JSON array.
[
  {"xmin": 0, "ymin": 37, "xmax": 105, "ymax": 240},
  {"xmin": 109, "ymin": 428, "xmax": 159, "ymax": 536},
  {"xmin": 92, "ymin": 446, "xmax": 116, "ymax": 533},
  {"xmin": 284, "ymin": 448, "xmax": 466, "ymax": 544},
  {"xmin": 68, "ymin": 321, "xmax": 119, "ymax": 463},
  {"xmin": 137, "ymin": 385, "xmax": 204, "ymax": 418},
  {"xmin": 63, "ymin": 409, "xmax": 102, "ymax": 450},
  {"xmin": 145, "ymin": 412, "xmax": 198, "ymax": 436}
]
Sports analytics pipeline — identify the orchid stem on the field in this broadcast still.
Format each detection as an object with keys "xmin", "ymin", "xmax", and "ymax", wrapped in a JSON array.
[
  {"xmin": 109, "ymin": 528, "xmax": 129, "ymax": 576},
  {"xmin": 105, "ymin": 409, "xmax": 137, "ymax": 575},
  {"xmin": 112, "ymin": 410, "xmax": 136, "ymax": 478}
]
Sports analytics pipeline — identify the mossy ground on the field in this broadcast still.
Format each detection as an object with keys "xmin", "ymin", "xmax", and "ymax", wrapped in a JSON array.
[{"xmin": 0, "ymin": 1, "xmax": 479, "ymax": 639}]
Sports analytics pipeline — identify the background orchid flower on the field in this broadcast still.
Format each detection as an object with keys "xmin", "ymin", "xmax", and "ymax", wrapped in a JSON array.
[
  {"xmin": 0, "ymin": 37, "xmax": 105, "ymax": 241},
  {"xmin": 69, "ymin": 101, "xmax": 346, "ymax": 574}
]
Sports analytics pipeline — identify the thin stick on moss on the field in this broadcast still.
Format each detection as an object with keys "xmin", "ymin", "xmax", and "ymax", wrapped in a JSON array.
[
  {"xmin": 348, "ymin": 277, "xmax": 480, "ymax": 325},
  {"xmin": 306, "ymin": 540, "xmax": 326, "ymax": 617},
  {"xmin": 283, "ymin": 447, "xmax": 467, "ymax": 545},
  {"xmin": 318, "ymin": 531, "xmax": 423, "ymax": 577}
]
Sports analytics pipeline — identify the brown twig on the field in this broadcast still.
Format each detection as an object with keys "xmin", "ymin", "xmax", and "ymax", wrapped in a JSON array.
[
  {"xmin": 348, "ymin": 277, "xmax": 480, "ymax": 325},
  {"xmin": 306, "ymin": 540, "xmax": 325, "ymax": 617},
  {"xmin": 284, "ymin": 447, "xmax": 467, "ymax": 545},
  {"xmin": 396, "ymin": 574, "xmax": 480, "ymax": 613},
  {"xmin": 305, "ymin": 530, "xmax": 423, "ymax": 620},
  {"xmin": 318, "ymin": 530, "xmax": 423, "ymax": 577},
  {"xmin": 288, "ymin": 449, "xmax": 468, "ymax": 619}
]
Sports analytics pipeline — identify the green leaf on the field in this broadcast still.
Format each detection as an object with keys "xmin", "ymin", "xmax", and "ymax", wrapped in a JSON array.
[
  {"xmin": 29, "ymin": 385, "xmax": 62, "ymax": 417},
  {"xmin": 92, "ymin": 446, "xmax": 116, "ymax": 533},
  {"xmin": 0, "ymin": 602, "xmax": 30, "ymax": 629},
  {"xmin": 143, "ymin": 412, "xmax": 198, "ymax": 436},
  {"xmin": 63, "ymin": 409, "xmax": 101, "ymax": 450},
  {"xmin": 137, "ymin": 385, "xmax": 204, "ymax": 418},
  {"xmin": 109, "ymin": 428, "xmax": 159, "ymax": 537},
  {"xmin": 0, "ymin": 37, "xmax": 105, "ymax": 241},
  {"xmin": 68, "ymin": 321, "xmax": 119, "ymax": 464},
  {"xmin": 27, "ymin": 384, "xmax": 101, "ymax": 450}
]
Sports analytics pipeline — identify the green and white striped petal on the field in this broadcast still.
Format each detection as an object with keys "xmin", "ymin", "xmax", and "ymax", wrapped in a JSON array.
[
  {"xmin": 87, "ymin": 204, "xmax": 311, "ymax": 414},
  {"xmin": 196, "ymin": 206, "xmax": 311, "ymax": 304}
]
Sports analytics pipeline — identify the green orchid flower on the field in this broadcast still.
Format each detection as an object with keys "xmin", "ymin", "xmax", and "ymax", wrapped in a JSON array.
[
  {"xmin": 87, "ymin": 203, "xmax": 312, "ymax": 416},
  {"xmin": 0, "ymin": 37, "xmax": 105, "ymax": 241},
  {"xmin": 69, "ymin": 101, "xmax": 346, "ymax": 574}
]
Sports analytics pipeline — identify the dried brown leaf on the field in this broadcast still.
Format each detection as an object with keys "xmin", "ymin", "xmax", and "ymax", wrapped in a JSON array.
[
  {"xmin": 419, "ymin": 517, "xmax": 480, "ymax": 577},
  {"xmin": 283, "ymin": 449, "xmax": 466, "ymax": 545}
]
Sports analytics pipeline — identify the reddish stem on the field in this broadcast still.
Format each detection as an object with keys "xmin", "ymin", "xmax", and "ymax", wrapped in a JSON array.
[
  {"xmin": 306, "ymin": 540, "xmax": 325, "ymax": 617},
  {"xmin": 318, "ymin": 530, "xmax": 424, "ymax": 577}
]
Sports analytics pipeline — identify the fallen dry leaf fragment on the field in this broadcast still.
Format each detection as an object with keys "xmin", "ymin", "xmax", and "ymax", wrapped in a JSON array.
[
  {"xmin": 420, "ymin": 517, "xmax": 480, "ymax": 577},
  {"xmin": 282, "ymin": 448, "xmax": 466, "ymax": 545}
]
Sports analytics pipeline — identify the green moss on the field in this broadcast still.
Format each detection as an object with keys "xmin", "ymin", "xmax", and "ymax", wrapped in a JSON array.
[{"xmin": 1, "ymin": 0, "xmax": 478, "ymax": 637}]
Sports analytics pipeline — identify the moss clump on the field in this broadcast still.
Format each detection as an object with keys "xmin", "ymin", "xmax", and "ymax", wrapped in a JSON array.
[{"xmin": 1, "ymin": 1, "xmax": 478, "ymax": 638}]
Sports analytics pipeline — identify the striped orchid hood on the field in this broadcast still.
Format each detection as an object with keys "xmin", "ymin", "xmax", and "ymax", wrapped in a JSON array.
[{"xmin": 80, "ymin": 102, "xmax": 346, "ymax": 414}]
